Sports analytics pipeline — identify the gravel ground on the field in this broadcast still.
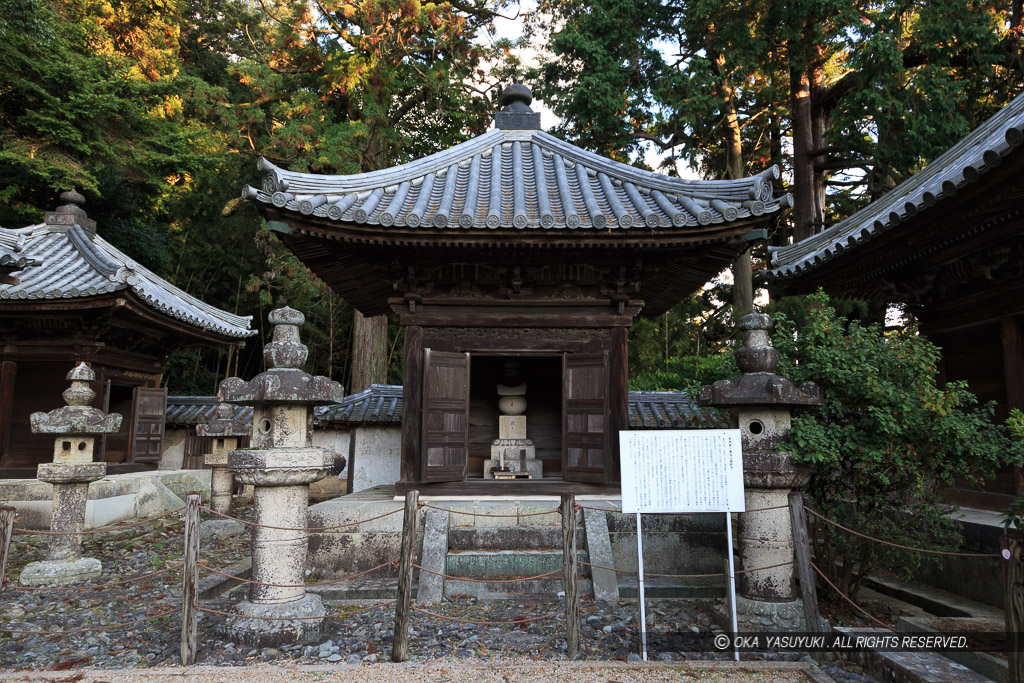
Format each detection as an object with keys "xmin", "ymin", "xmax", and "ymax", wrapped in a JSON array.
[
  {"xmin": 0, "ymin": 661, "xmax": 827, "ymax": 682},
  {"xmin": 0, "ymin": 510, "xmax": 875, "ymax": 682}
]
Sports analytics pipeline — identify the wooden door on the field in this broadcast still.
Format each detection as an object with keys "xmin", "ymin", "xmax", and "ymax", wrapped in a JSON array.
[
  {"xmin": 421, "ymin": 349, "xmax": 470, "ymax": 483},
  {"xmin": 563, "ymin": 351, "xmax": 609, "ymax": 484},
  {"xmin": 131, "ymin": 387, "xmax": 167, "ymax": 464}
]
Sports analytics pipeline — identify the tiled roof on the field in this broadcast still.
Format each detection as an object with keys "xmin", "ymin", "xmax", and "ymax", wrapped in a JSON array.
[
  {"xmin": 165, "ymin": 396, "xmax": 253, "ymax": 427},
  {"xmin": 316, "ymin": 384, "xmax": 403, "ymax": 425},
  {"xmin": 627, "ymin": 390, "xmax": 720, "ymax": 429},
  {"xmin": 170, "ymin": 387, "xmax": 716, "ymax": 430},
  {"xmin": 245, "ymin": 130, "xmax": 788, "ymax": 232},
  {"xmin": 0, "ymin": 227, "xmax": 42, "ymax": 273},
  {"xmin": 770, "ymin": 92, "xmax": 1024, "ymax": 279},
  {"xmin": 0, "ymin": 198, "xmax": 255, "ymax": 339}
]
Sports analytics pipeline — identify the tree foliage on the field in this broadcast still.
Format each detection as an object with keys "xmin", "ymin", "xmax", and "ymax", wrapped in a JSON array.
[
  {"xmin": 1, "ymin": 0, "xmax": 505, "ymax": 392},
  {"xmin": 530, "ymin": 0, "xmax": 1024, "ymax": 241},
  {"xmin": 771, "ymin": 292, "xmax": 1024, "ymax": 598}
]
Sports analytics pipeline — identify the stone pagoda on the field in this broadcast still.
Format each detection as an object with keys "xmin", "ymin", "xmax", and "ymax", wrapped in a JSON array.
[
  {"xmin": 19, "ymin": 363, "xmax": 121, "ymax": 586},
  {"xmin": 197, "ymin": 400, "xmax": 251, "ymax": 515},
  {"xmin": 217, "ymin": 306, "xmax": 343, "ymax": 646},
  {"xmin": 699, "ymin": 313, "xmax": 824, "ymax": 630}
]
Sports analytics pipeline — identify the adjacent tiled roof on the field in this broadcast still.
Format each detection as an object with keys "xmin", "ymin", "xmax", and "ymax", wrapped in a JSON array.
[
  {"xmin": 316, "ymin": 384, "xmax": 403, "ymax": 425},
  {"xmin": 165, "ymin": 396, "xmax": 253, "ymax": 427},
  {"xmin": 0, "ymin": 198, "xmax": 255, "ymax": 339},
  {"xmin": 627, "ymin": 390, "xmax": 720, "ymax": 429},
  {"xmin": 168, "ymin": 387, "xmax": 714, "ymax": 430},
  {"xmin": 244, "ymin": 130, "xmax": 790, "ymax": 233},
  {"xmin": 770, "ymin": 92, "xmax": 1024, "ymax": 279}
]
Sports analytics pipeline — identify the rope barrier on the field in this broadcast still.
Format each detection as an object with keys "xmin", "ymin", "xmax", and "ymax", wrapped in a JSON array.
[
  {"xmin": 197, "ymin": 602, "xmax": 395, "ymax": 621},
  {"xmin": 0, "ymin": 608, "xmax": 181, "ymax": 635},
  {"xmin": 577, "ymin": 559, "xmax": 794, "ymax": 579},
  {"xmin": 411, "ymin": 605, "xmax": 565, "ymax": 625},
  {"xmin": 575, "ymin": 503, "xmax": 789, "ymax": 514},
  {"xmin": 804, "ymin": 506, "xmax": 1002, "ymax": 558},
  {"xmin": 809, "ymin": 561, "xmax": 897, "ymax": 633},
  {"xmin": 418, "ymin": 503, "xmax": 561, "ymax": 518},
  {"xmin": 13, "ymin": 507, "xmax": 185, "ymax": 536},
  {"xmin": 413, "ymin": 564, "xmax": 562, "ymax": 584},
  {"xmin": 199, "ymin": 559, "xmax": 399, "ymax": 588},
  {"xmin": 5, "ymin": 564, "xmax": 182, "ymax": 592},
  {"xmin": 199, "ymin": 505, "xmax": 404, "ymax": 532}
]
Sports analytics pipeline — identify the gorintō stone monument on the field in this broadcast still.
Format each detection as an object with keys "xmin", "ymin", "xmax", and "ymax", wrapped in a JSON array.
[
  {"xmin": 216, "ymin": 306, "xmax": 343, "ymax": 647},
  {"xmin": 19, "ymin": 363, "xmax": 121, "ymax": 586},
  {"xmin": 699, "ymin": 313, "xmax": 824, "ymax": 631}
]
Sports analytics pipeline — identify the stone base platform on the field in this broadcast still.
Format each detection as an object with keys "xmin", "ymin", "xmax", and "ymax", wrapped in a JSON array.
[
  {"xmin": 712, "ymin": 595, "xmax": 812, "ymax": 632},
  {"xmin": 214, "ymin": 594, "xmax": 327, "ymax": 647},
  {"xmin": 0, "ymin": 469, "xmax": 211, "ymax": 531},
  {"xmin": 307, "ymin": 486, "xmax": 733, "ymax": 604},
  {"xmin": 19, "ymin": 557, "xmax": 102, "ymax": 586}
]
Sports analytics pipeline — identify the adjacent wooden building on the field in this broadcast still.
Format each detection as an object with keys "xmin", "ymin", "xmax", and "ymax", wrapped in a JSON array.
[
  {"xmin": 0, "ymin": 191, "xmax": 255, "ymax": 475},
  {"xmin": 245, "ymin": 85, "xmax": 789, "ymax": 494},
  {"xmin": 770, "ymin": 93, "xmax": 1024, "ymax": 508}
]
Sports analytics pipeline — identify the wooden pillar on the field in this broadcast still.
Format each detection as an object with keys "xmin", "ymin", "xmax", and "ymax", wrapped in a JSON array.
[
  {"xmin": 392, "ymin": 489, "xmax": 419, "ymax": 662},
  {"xmin": 608, "ymin": 327, "xmax": 629, "ymax": 485},
  {"xmin": 180, "ymin": 493, "xmax": 201, "ymax": 665},
  {"xmin": 0, "ymin": 361, "xmax": 16, "ymax": 468},
  {"xmin": 789, "ymin": 492, "xmax": 820, "ymax": 633},
  {"xmin": 1001, "ymin": 316, "xmax": 1024, "ymax": 493},
  {"xmin": 401, "ymin": 325, "xmax": 423, "ymax": 489},
  {"xmin": 561, "ymin": 494, "xmax": 580, "ymax": 658},
  {"xmin": 1005, "ymin": 535, "xmax": 1023, "ymax": 682}
]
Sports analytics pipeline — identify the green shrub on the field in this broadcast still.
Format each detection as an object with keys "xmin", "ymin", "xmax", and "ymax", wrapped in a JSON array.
[{"xmin": 771, "ymin": 292, "xmax": 1023, "ymax": 598}]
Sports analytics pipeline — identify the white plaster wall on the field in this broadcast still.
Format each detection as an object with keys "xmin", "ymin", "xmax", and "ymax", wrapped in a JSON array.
[
  {"xmin": 311, "ymin": 428, "xmax": 351, "ymax": 497},
  {"xmin": 351, "ymin": 426, "xmax": 401, "ymax": 493}
]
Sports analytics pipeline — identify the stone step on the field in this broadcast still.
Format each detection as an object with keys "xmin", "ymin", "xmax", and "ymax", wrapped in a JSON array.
[
  {"xmin": 836, "ymin": 627, "xmax": 994, "ymax": 683},
  {"xmin": 308, "ymin": 578, "xmax": 414, "ymax": 602},
  {"xmin": 618, "ymin": 576, "xmax": 725, "ymax": 600},
  {"xmin": 446, "ymin": 549, "xmax": 589, "ymax": 579},
  {"xmin": 448, "ymin": 525, "xmax": 583, "ymax": 551},
  {"xmin": 444, "ymin": 577, "xmax": 591, "ymax": 600},
  {"xmin": 896, "ymin": 616, "xmax": 1009, "ymax": 683}
]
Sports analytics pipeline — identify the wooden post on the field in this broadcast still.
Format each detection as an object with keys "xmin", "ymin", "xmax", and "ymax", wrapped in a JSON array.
[
  {"xmin": 789, "ymin": 491, "xmax": 820, "ymax": 633},
  {"xmin": 180, "ymin": 493, "xmax": 201, "ymax": 666},
  {"xmin": 0, "ymin": 506, "xmax": 15, "ymax": 597},
  {"xmin": 562, "ymin": 494, "xmax": 580, "ymax": 659},
  {"xmin": 392, "ymin": 489, "xmax": 419, "ymax": 662},
  {"xmin": 1005, "ymin": 535, "xmax": 1023, "ymax": 683}
]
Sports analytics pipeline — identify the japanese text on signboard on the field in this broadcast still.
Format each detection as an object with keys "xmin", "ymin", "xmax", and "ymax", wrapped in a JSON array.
[{"xmin": 619, "ymin": 430, "xmax": 744, "ymax": 513}]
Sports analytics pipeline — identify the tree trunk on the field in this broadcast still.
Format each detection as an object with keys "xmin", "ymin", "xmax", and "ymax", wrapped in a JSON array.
[
  {"xmin": 718, "ymin": 53, "xmax": 754, "ymax": 315},
  {"xmin": 351, "ymin": 311, "xmax": 388, "ymax": 393},
  {"xmin": 791, "ymin": 67, "xmax": 817, "ymax": 242}
]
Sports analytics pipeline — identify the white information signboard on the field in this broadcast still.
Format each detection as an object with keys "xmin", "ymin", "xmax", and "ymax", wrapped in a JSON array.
[
  {"xmin": 618, "ymin": 429, "xmax": 745, "ymax": 661},
  {"xmin": 619, "ymin": 429, "xmax": 745, "ymax": 513}
]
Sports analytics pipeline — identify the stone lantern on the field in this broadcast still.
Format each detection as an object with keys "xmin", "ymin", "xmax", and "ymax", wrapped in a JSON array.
[
  {"xmin": 20, "ymin": 363, "xmax": 121, "ymax": 586},
  {"xmin": 217, "ymin": 306, "xmax": 343, "ymax": 647},
  {"xmin": 197, "ymin": 400, "xmax": 250, "ymax": 515},
  {"xmin": 699, "ymin": 313, "xmax": 823, "ymax": 630}
]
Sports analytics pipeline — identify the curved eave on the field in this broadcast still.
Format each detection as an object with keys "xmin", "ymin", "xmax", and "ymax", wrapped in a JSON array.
[
  {"xmin": 0, "ymin": 290, "xmax": 251, "ymax": 346},
  {"xmin": 247, "ymin": 129, "xmax": 790, "ymax": 233},
  {"xmin": 769, "ymin": 93, "xmax": 1024, "ymax": 281},
  {"xmin": 0, "ymin": 225, "xmax": 255, "ymax": 341},
  {"xmin": 263, "ymin": 205, "xmax": 773, "ymax": 250}
]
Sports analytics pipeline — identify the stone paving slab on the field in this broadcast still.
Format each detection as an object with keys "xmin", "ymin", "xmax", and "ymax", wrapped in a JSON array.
[{"xmin": 0, "ymin": 660, "xmax": 832, "ymax": 683}]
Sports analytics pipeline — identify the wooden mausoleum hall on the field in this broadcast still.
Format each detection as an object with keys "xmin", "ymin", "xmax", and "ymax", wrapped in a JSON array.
[{"xmin": 245, "ymin": 85, "xmax": 790, "ymax": 494}]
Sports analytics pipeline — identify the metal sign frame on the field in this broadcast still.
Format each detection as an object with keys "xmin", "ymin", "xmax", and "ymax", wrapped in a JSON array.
[{"xmin": 619, "ymin": 429, "xmax": 745, "ymax": 661}]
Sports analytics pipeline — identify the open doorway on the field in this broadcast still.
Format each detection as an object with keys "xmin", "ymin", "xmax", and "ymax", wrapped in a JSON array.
[{"xmin": 467, "ymin": 355, "xmax": 562, "ymax": 480}]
